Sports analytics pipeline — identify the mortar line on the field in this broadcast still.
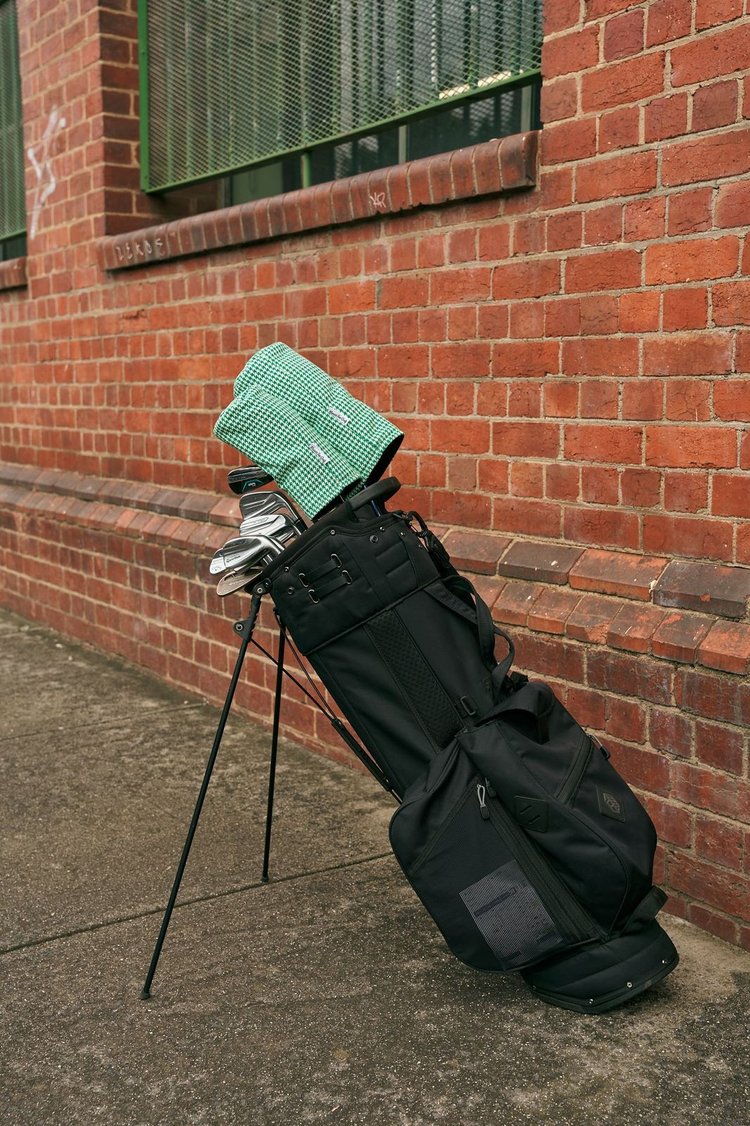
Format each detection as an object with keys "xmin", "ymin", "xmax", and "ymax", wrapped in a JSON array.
[{"xmin": 0, "ymin": 851, "xmax": 392, "ymax": 956}]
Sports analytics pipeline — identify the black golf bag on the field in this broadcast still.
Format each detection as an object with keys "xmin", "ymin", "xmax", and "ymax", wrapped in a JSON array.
[{"xmin": 263, "ymin": 479, "xmax": 678, "ymax": 1013}]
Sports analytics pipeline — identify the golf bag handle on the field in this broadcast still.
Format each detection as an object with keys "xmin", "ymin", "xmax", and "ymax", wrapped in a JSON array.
[{"xmin": 347, "ymin": 476, "xmax": 401, "ymax": 515}]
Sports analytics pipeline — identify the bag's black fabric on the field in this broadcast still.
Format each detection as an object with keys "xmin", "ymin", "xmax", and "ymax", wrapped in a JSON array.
[
  {"xmin": 264, "ymin": 484, "xmax": 678, "ymax": 1011},
  {"xmin": 267, "ymin": 491, "xmax": 510, "ymax": 797}
]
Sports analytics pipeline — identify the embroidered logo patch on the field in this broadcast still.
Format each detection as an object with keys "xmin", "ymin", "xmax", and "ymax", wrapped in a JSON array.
[{"xmin": 597, "ymin": 787, "xmax": 626, "ymax": 822}]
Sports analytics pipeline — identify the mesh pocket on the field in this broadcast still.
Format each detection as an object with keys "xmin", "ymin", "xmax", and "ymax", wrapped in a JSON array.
[
  {"xmin": 366, "ymin": 610, "xmax": 459, "ymax": 747},
  {"xmin": 460, "ymin": 860, "xmax": 562, "ymax": 966}
]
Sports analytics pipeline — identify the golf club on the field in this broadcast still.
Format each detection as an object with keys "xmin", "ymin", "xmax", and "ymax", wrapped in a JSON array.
[
  {"xmin": 239, "ymin": 490, "xmax": 307, "ymax": 532},
  {"xmin": 216, "ymin": 565, "xmax": 262, "ymax": 596},
  {"xmin": 239, "ymin": 511, "xmax": 301, "ymax": 542},
  {"xmin": 227, "ymin": 466, "xmax": 273, "ymax": 494},
  {"xmin": 210, "ymin": 533, "xmax": 283, "ymax": 576}
]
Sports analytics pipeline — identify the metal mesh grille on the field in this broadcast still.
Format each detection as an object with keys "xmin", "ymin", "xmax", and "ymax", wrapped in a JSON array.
[
  {"xmin": 0, "ymin": 0, "xmax": 25, "ymax": 242},
  {"xmin": 142, "ymin": 0, "xmax": 542, "ymax": 192}
]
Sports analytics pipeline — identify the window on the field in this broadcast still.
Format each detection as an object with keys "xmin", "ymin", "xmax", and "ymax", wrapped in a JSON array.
[
  {"xmin": 0, "ymin": 0, "xmax": 25, "ymax": 261},
  {"xmin": 139, "ymin": 0, "xmax": 542, "ymax": 200}
]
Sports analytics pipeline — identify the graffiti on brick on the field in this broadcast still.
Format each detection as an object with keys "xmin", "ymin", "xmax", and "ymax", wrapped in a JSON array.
[
  {"xmin": 369, "ymin": 191, "xmax": 387, "ymax": 211},
  {"xmin": 27, "ymin": 107, "xmax": 67, "ymax": 238},
  {"xmin": 112, "ymin": 236, "xmax": 167, "ymax": 265}
]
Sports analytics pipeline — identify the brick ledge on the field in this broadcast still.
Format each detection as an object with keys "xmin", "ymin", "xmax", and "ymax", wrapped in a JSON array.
[
  {"xmin": 98, "ymin": 132, "xmax": 538, "ymax": 272},
  {"xmin": 1, "ymin": 460, "xmax": 749, "ymax": 677},
  {"xmin": 0, "ymin": 256, "xmax": 27, "ymax": 292}
]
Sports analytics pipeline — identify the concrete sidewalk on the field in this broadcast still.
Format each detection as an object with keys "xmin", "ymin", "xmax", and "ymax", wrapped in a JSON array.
[{"xmin": 1, "ymin": 607, "xmax": 748, "ymax": 1126}]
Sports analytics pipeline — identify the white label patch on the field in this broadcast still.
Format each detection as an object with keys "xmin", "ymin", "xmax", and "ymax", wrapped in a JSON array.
[
  {"xmin": 329, "ymin": 407, "xmax": 351, "ymax": 426},
  {"xmin": 309, "ymin": 442, "xmax": 330, "ymax": 464}
]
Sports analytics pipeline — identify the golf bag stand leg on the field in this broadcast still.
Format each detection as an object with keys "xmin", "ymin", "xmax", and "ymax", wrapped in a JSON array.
[
  {"xmin": 261, "ymin": 622, "xmax": 286, "ymax": 884},
  {"xmin": 140, "ymin": 591, "xmax": 265, "ymax": 999}
]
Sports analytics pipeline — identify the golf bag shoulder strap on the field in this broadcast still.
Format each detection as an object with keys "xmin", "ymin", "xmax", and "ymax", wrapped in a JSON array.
[{"xmin": 427, "ymin": 572, "xmax": 515, "ymax": 689}]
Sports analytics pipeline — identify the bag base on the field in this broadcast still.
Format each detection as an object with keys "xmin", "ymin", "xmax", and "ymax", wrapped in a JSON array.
[{"xmin": 521, "ymin": 920, "xmax": 679, "ymax": 1014}]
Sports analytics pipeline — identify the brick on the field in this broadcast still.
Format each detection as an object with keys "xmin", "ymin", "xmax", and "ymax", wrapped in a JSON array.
[
  {"xmin": 581, "ymin": 53, "xmax": 666, "ymax": 114},
  {"xmin": 694, "ymin": 720, "xmax": 745, "ymax": 774},
  {"xmin": 644, "ymin": 92, "xmax": 689, "ymax": 142},
  {"xmin": 492, "ymin": 421, "xmax": 560, "ymax": 459},
  {"xmin": 540, "ymin": 75, "xmax": 578, "ymax": 124},
  {"xmin": 603, "ymin": 9, "xmax": 644, "ymax": 61},
  {"xmin": 713, "ymin": 474, "xmax": 750, "ymax": 519},
  {"xmin": 544, "ymin": 0, "xmax": 582, "ymax": 34},
  {"xmin": 672, "ymin": 762, "xmax": 750, "ymax": 825},
  {"xmin": 654, "ymin": 559, "xmax": 750, "ymax": 619},
  {"xmin": 492, "ymin": 259, "xmax": 561, "ymax": 300},
  {"xmin": 667, "ymin": 188, "xmax": 714, "ymax": 237},
  {"xmin": 570, "ymin": 549, "xmax": 668, "ymax": 600},
  {"xmin": 603, "ymin": 599, "xmax": 662, "ymax": 653},
  {"xmin": 692, "ymin": 80, "xmax": 739, "ymax": 132},
  {"xmin": 563, "ymin": 506, "xmax": 640, "ymax": 551},
  {"xmin": 621, "ymin": 468, "xmax": 661, "ymax": 508},
  {"xmin": 621, "ymin": 380, "xmax": 664, "ymax": 421},
  {"xmin": 645, "ymin": 236, "xmax": 739, "ymax": 284},
  {"xmin": 565, "ymin": 248, "xmax": 641, "ymax": 292},
  {"xmin": 716, "ymin": 180, "xmax": 750, "ymax": 228},
  {"xmin": 441, "ymin": 529, "xmax": 511, "ymax": 575},
  {"xmin": 641, "ymin": 796, "xmax": 693, "ymax": 849},
  {"xmin": 643, "ymin": 513, "xmax": 734, "ymax": 560},
  {"xmin": 565, "ymin": 593, "xmax": 618, "ymax": 643},
  {"xmin": 576, "ymin": 151, "xmax": 657, "ymax": 202},
  {"xmin": 661, "ymin": 128, "xmax": 750, "ymax": 186},
  {"xmin": 563, "ymin": 423, "xmax": 642, "ymax": 464},
  {"xmin": 662, "ymin": 288, "xmax": 708, "ymax": 331},
  {"xmin": 665, "ymin": 379, "xmax": 711, "ymax": 421},
  {"xmin": 645, "ymin": 424, "xmax": 736, "ymax": 469},
  {"xmin": 582, "ymin": 466, "xmax": 619, "ymax": 504},
  {"xmin": 671, "ymin": 23, "xmax": 750, "ymax": 87},
  {"xmin": 492, "ymin": 580, "xmax": 543, "ymax": 626},
  {"xmin": 652, "ymin": 611, "xmax": 713, "ymax": 663},
  {"xmin": 675, "ymin": 667, "xmax": 750, "ymax": 726},
  {"xmin": 713, "ymin": 280, "xmax": 750, "ymax": 326},
  {"xmin": 643, "ymin": 333, "xmax": 734, "ymax": 377},
  {"xmin": 623, "ymin": 198, "xmax": 666, "ymax": 242},
  {"xmin": 646, "ymin": 0, "xmax": 692, "ymax": 47},
  {"xmin": 698, "ymin": 621, "xmax": 750, "ymax": 675},
  {"xmin": 649, "ymin": 707, "xmax": 694, "ymax": 757},
  {"xmin": 542, "ymin": 118, "xmax": 597, "ymax": 164},
  {"xmin": 492, "ymin": 497, "xmax": 563, "ymax": 539},
  {"xmin": 543, "ymin": 25, "xmax": 600, "ymax": 80},
  {"xmin": 497, "ymin": 540, "xmax": 583, "ymax": 584},
  {"xmin": 695, "ymin": 0, "xmax": 744, "ymax": 29},
  {"xmin": 515, "ymin": 632, "xmax": 585, "ymax": 685},
  {"xmin": 528, "ymin": 587, "xmax": 582, "ymax": 634},
  {"xmin": 668, "ymin": 854, "xmax": 750, "ymax": 922}
]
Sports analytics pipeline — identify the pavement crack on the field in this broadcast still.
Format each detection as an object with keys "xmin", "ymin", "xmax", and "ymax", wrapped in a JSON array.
[{"xmin": 0, "ymin": 851, "xmax": 392, "ymax": 957}]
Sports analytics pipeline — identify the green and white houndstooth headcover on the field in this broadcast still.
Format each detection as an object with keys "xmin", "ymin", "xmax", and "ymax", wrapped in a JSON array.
[
  {"xmin": 234, "ymin": 343, "xmax": 403, "ymax": 486},
  {"xmin": 215, "ymin": 344, "xmax": 403, "ymax": 517}
]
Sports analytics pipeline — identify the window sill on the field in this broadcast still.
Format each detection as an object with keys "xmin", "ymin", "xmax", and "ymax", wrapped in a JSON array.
[
  {"xmin": 99, "ymin": 132, "xmax": 538, "ymax": 273},
  {"xmin": 0, "ymin": 257, "xmax": 27, "ymax": 291}
]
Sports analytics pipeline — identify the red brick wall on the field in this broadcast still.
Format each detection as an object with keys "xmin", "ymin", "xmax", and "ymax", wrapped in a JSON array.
[{"xmin": 1, "ymin": 0, "xmax": 750, "ymax": 950}]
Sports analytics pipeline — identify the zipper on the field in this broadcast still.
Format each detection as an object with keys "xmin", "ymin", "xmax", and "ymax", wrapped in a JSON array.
[
  {"xmin": 478, "ymin": 785, "xmax": 600, "ymax": 943},
  {"xmin": 556, "ymin": 735, "xmax": 593, "ymax": 806}
]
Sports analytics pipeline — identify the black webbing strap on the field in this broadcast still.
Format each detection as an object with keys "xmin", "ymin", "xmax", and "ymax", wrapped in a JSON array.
[{"xmin": 622, "ymin": 886, "xmax": 668, "ymax": 934}]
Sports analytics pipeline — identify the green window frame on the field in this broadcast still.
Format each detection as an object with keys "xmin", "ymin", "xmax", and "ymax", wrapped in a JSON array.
[
  {"xmin": 0, "ymin": 0, "xmax": 25, "ymax": 261},
  {"xmin": 139, "ymin": 0, "xmax": 542, "ymax": 197}
]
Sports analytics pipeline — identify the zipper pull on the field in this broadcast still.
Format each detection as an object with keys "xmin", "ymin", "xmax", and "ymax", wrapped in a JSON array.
[
  {"xmin": 477, "ymin": 783, "xmax": 490, "ymax": 820},
  {"xmin": 484, "ymin": 777, "xmax": 497, "ymax": 799}
]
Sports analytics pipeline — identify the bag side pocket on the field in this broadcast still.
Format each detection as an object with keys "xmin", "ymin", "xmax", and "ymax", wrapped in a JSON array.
[{"xmin": 390, "ymin": 743, "xmax": 599, "ymax": 973}]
